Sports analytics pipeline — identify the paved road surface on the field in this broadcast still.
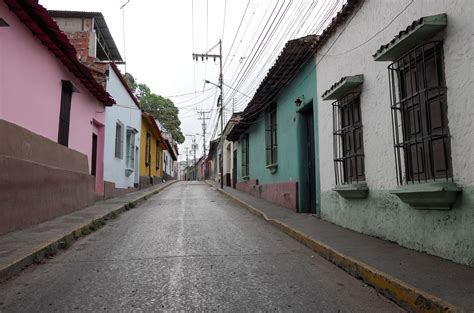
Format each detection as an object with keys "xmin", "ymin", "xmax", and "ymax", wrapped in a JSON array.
[{"xmin": 0, "ymin": 181, "xmax": 402, "ymax": 312}]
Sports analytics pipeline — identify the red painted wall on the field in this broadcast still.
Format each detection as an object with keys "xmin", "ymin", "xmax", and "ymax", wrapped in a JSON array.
[{"xmin": 236, "ymin": 180, "xmax": 298, "ymax": 211}]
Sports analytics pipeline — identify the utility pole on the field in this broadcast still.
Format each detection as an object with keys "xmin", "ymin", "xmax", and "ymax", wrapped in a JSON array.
[
  {"xmin": 184, "ymin": 147, "xmax": 189, "ymax": 181},
  {"xmin": 120, "ymin": 0, "xmax": 131, "ymax": 72},
  {"xmin": 193, "ymin": 39, "xmax": 224, "ymax": 189},
  {"xmin": 192, "ymin": 137, "xmax": 197, "ymax": 181},
  {"xmin": 197, "ymin": 111, "xmax": 211, "ymax": 158}
]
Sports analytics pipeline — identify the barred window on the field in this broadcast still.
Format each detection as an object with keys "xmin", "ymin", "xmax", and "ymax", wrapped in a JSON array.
[
  {"xmin": 241, "ymin": 134, "xmax": 249, "ymax": 177},
  {"xmin": 115, "ymin": 122, "xmax": 124, "ymax": 159},
  {"xmin": 125, "ymin": 129, "xmax": 135, "ymax": 169},
  {"xmin": 333, "ymin": 93, "xmax": 365, "ymax": 184},
  {"xmin": 389, "ymin": 41, "xmax": 452, "ymax": 184},
  {"xmin": 265, "ymin": 103, "xmax": 277, "ymax": 166},
  {"xmin": 145, "ymin": 132, "xmax": 151, "ymax": 166}
]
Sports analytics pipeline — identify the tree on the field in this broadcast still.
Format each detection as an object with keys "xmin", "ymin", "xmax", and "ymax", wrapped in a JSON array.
[{"xmin": 124, "ymin": 74, "xmax": 185, "ymax": 144}]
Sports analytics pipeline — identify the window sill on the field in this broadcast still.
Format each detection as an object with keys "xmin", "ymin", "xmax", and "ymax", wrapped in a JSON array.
[
  {"xmin": 333, "ymin": 182, "xmax": 369, "ymax": 199},
  {"xmin": 266, "ymin": 163, "xmax": 278, "ymax": 174},
  {"xmin": 125, "ymin": 168, "xmax": 134, "ymax": 176},
  {"xmin": 242, "ymin": 175, "xmax": 250, "ymax": 181},
  {"xmin": 390, "ymin": 182, "xmax": 461, "ymax": 209}
]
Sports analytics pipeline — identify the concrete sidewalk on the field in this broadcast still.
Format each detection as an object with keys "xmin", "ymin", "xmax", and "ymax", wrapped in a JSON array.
[
  {"xmin": 206, "ymin": 180, "xmax": 473, "ymax": 313},
  {"xmin": 0, "ymin": 180, "xmax": 176, "ymax": 283}
]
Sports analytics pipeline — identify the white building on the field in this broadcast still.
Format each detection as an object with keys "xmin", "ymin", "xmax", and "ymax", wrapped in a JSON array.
[
  {"xmin": 160, "ymin": 127, "xmax": 178, "ymax": 180},
  {"xmin": 103, "ymin": 63, "xmax": 141, "ymax": 190},
  {"xmin": 216, "ymin": 113, "xmax": 241, "ymax": 187},
  {"xmin": 315, "ymin": 0, "xmax": 473, "ymax": 265}
]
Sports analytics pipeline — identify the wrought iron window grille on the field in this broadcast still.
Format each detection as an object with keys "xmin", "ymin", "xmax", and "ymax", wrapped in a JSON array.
[
  {"xmin": 332, "ymin": 92, "xmax": 366, "ymax": 185},
  {"xmin": 114, "ymin": 122, "xmax": 124, "ymax": 159},
  {"xmin": 388, "ymin": 41, "xmax": 452, "ymax": 185},
  {"xmin": 265, "ymin": 103, "xmax": 278, "ymax": 166}
]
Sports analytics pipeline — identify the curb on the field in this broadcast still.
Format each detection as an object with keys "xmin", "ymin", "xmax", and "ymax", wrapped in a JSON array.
[
  {"xmin": 207, "ymin": 181, "xmax": 461, "ymax": 313},
  {"xmin": 0, "ymin": 180, "xmax": 177, "ymax": 283}
]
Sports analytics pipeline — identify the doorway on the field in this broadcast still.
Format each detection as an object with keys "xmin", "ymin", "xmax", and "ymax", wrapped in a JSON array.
[
  {"xmin": 232, "ymin": 149, "xmax": 237, "ymax": 188},
  {"xmin": 91, "ymin": 133, "xmax": 98, "ymax": 176},
  {"xmin": 303, "ymin": 107, "xmax": 316, "ymax": 213}
]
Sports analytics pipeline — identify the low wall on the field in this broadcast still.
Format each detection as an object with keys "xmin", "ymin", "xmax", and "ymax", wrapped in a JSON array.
[
  {"xmin": 0, "ymin": 155, "xmax": 95, "ymax": 235},
  {"xmin": 320, "ymin": 188, "xmax": 474, "ymax": 266},
  {"xmin": 236, "ymin": 179, "xmax": 298, "ymax": 211},
  {"xmin": 0, "ymin": 119, "xmax": 89, "ymax": 173},
  {"xmin": 139, "ymin": 176, "xmax": 162, "ymax": 189},
  {"xmin": 0, "ymin": 119, "xmax": 97, "ymax": 235},
  {"xmin": 103, "ymin": 181, "xmax": 137, "ymax": 200}
]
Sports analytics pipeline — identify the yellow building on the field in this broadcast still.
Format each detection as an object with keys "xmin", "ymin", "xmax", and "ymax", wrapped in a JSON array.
[{"xmin": 139, "ymin": 112, "xmax": 166, "ymax": 187}]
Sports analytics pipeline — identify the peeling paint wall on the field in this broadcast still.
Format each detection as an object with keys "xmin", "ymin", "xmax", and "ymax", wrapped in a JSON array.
[{"xmin": 315, "ymin": 0, "xmax": 474, "ymax": 265}]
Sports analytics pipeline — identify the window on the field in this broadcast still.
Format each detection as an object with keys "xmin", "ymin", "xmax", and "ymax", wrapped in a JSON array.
[
  {"xmin": 389, "ymin": 41, "xmax": 452, "ymax": 184},
  {"xmin": 332, "ymin": 93, "xmax": 365, "ymax": 184},
  {"xmin": 241, "ymin": 134, "xmax": 249, "ymax": 177},
  {"xmin": 145, "ymin": 132, "xmax": 151, "ymax": 166},
  {"xmin": 156, "ymin": 141, "xmax": 161, "ymax": 170},
  {"xmin": 58, "ymin": 81, "xmax": 73, "ymax": 146},
  {"xmin": 115, "ymin": 122, "xmax": 124, "ymax": 159},
  {"xmin": 125, "ymin": 129, "xmax": 135, "ymax": 169},
  {"xmin": 265, "ymin": 103, "xmax": 277, "ymax": 166}
]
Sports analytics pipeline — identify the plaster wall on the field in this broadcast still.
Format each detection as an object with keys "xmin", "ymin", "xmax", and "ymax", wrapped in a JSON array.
[
  {"xmin": 0, "ymin": 3, "xmax": 106, "ymax": 193},
  {"xmin": 103, "ymin": 67, "xmax": 141, "ymax": 188},
  {"xmin": 315, "ymin": 0, "xmax": 474, "ymax": 265},
  {"xmin": 236, "ymin": 60, "xmax": 318, "ymax": 212},
  {"xmin": 139, "ymin": 117, "xmax": 163, "ymax": 179},
  {"xmin": 0, "ymin": 120, "xmax": 96, "ymax": 235},
  {"xmin": 163, "ymin": 150, "xmax": 173, "ymax": 178}
]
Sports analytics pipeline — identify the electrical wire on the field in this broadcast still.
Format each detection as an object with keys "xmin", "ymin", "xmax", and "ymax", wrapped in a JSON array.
[
  {"xmin": 164, "ymin": 88, "xmax": 213, "ymax": 98},
  {"xmin": 221, "ymin": 0, "xmax": 227, "ymax": 44}
]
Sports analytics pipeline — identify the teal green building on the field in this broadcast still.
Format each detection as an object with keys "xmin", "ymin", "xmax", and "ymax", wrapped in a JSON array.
[{"xmin": 228, "ymin": 35, "xmax": 320, "ymax": 213}]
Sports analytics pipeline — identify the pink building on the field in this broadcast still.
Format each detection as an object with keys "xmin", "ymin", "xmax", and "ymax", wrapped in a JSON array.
[{"xmin": 0, "ymin": 0, "xmax": 114, "ymax": 235}]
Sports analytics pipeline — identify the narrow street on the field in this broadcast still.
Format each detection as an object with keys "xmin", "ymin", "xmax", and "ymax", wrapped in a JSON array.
[{"xmin": 0, "ymin": 182, "xmax": 401, "ymax": 312}]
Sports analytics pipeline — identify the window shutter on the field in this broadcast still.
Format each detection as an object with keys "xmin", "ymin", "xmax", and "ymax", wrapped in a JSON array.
[
  {"xmin": 145, "ymin": 133, "xmax": 151, "ymax": 166},
  {"xmin": 115, "ymin": 123, "xmax": 121, "ymax": 158},
  {"xmin": 58, "ymin": 81, "xmax": 73, "ymax": 147}
]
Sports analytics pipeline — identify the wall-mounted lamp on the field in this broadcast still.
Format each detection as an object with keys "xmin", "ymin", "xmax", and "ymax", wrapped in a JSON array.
[{"xmin": 294, "ymin": 95, "xmax": 304, "ymax": 107}]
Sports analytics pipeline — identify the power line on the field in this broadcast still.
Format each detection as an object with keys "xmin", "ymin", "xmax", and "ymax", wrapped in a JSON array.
[
  {"xmin": 221, "ymin": 0, "xmax": 227, "ymax": 44},
  {"xmin": 163, "ymin": 88, "xmax": 213, "ymax": 98},
  {"xmin": 222, "ymin": 0, "xmax": 251, "ymax": 69},
  {"xmin": 322, "ymin": 0, "xmax": 413, "ymax": 57}
]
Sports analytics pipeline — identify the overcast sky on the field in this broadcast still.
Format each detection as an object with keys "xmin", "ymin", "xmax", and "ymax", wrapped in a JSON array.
[{"xmin": 40, "ymin": 0, "xmax": 342, "ymax": 162}]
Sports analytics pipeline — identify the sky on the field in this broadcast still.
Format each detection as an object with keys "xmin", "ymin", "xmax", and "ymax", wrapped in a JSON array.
[{"xmin": 40, "ymin": 0, "xmax": 342, "ymax": 163}]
